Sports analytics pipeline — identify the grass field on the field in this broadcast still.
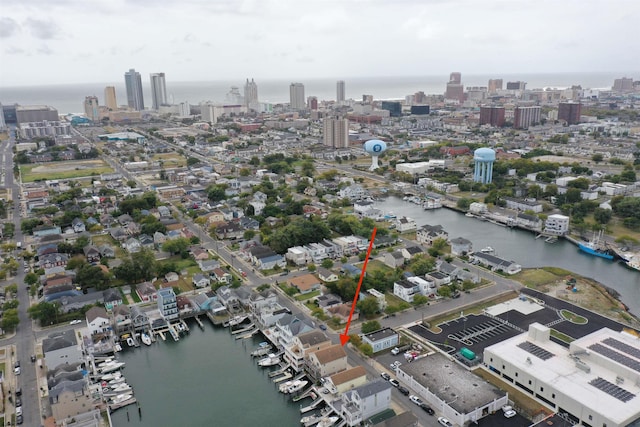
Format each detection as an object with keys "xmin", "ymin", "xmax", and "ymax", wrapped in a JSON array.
[
  {"xmin": 20, "ymin": 160, "xmax": 114, "ymax": 182},
  {"xmin": 152, "ymin": 153, "xmax": 186, "ymax": 168}
]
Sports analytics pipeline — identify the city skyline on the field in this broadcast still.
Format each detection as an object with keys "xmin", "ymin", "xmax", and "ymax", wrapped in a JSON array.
[{"xmin": 1, "ymin": 0, "xmax": 639, "ymax": 87}]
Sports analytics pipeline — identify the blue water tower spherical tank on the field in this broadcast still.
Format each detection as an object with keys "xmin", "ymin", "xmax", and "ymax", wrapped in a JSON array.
[
  {"xmin": 473, "ymin": 147, "xmax": 496, "ymax": 161},
  {"xmin": 364, "ymin": 139, "xmax": 387, "ymax": 154}
]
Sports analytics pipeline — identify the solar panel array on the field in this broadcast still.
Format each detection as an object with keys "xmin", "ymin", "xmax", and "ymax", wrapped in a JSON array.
[
  {"xmin": 589, "ymin": 377, "xmax": 636, "ymax": 403},
  {"xmin": 602, "ymin": 337, "xmax": 640, "ymax": 360},
  {"xmin": 517, "ymin": 341, "xmax": 554, "ymax": 360},
  {"xmin": 589, "ymin": 343, "xmax": 640, "ymax": 373}
]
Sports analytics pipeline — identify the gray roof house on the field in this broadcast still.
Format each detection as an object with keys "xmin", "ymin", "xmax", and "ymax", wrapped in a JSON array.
[{"xmin": 340, "ymin": 379, "xmax": 393, "ymax": 426}]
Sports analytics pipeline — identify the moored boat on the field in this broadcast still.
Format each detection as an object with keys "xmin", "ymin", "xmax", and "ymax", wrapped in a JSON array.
[
  {"xmin": 258, "ymin": 353, "xmax": 280, "ymax": 367},
  {"xmin": 285, "ymin": 380, "xmax": 308, "ymax": 394},
  {"xmin": 99, "ymin": 361, "xmax": 126, "ymax": 374},
  {"xmin": 141, "ymin": 333, "xmax": 152, "ymax": 346},
  {"xmin": 126, "ymin": 337, "xmax": 135, "ymax": 347},
  {"xmin": 109, "ymin": 393, "xmax": 133, "ymax": 405},
  {"xmin": 316, "ymin": 416, "xmax": 339, "ymax": 427}
]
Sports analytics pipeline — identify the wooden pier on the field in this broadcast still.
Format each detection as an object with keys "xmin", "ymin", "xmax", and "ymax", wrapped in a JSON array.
[
  {"xmin": 231, "ymin": 323, "xmax": 255, "ymax": 335},
  {"xmin": 194, "ymin": 315, "xmax": 205, "ymax": 330},
  {"xmin": 272, "ymin": 372, "xmax": 292, "ymax": 383},
  {"xmin": 108, "ymin": 397, "xmax": 137, "ymax": 411}
]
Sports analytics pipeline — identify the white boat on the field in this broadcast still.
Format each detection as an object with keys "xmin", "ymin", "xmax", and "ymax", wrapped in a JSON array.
[
  {"xmin": 126, "ymin": 337, "xmax": 135, "ymax": 347},
  {"xmin": 109, "ymin": 393, "xmax": 133, "ymax": 405},
  {"xmin": 101, "ymin": 372, "xmax": 122, "ymax": 381},
  {"xmin": 99, "ymin": 361, "xmax": 125, "ymax": 374},
  {"xmin": 258, "ymin": 354, "xmax": 280, "ymax": 367},
  {"xmin": 110, "ymin": 383, "xmax": 132, "ymax": 393},
  {"xmin": 114, "ymin": 344, "xmax": 123, "ymax": 352},
  {"xmin": 141, "ymin": 333, "xmax": 152, "ymax": 346},
  {"xmin": 480, "ymin": 246, "xmax": 494, "ymax": 254},
  {"xmin": 97, "ymin": 358, "xmax": 113, "ymax": 368},
  {"xmin": 316, "ymin": 416, "xmax": 339, "ymax": 427},
  {"xmin": 284, "ymin": 380, "xmax": 308, "ymax": 394},
  {"xmin": 108, "ymin": 376, "xmax": 126, "ymax": 385},
  {"xmin": 251, "ymin": 342, "xmax": 272, "ymax": 357}
]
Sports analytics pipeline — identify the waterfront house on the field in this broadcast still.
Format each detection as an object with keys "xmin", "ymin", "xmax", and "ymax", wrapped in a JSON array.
[
  {"xmin": 450, "ymin": 237, "xmax": 472, "ymax": 256},
  {"xmin": 395, "ymin": 216, "xmax": 417, "ymax": 233},
  {"xmin": 504, "ymin": 197, "xmax": 543, "ymax": 213},
  {"xmin": 272, "ymin": 314, "xmax": 316, "ymax": 348},
  {"xmin": 284, "ymin": 330, "xmax": 332, "ymax": 372},
  {"xmin": 383, "ymin": 251, "xmax": 405, "ymax": 269},
  {"xmin": 136, "ymin": 282, "xmax": 157, "ymax": 303},
  {"xmin": 470, "ymin": 252, "xmax": 521, "ymax": 275},
  {"xmin": 317, "ymin": 267, "xmax": 339, "ymax": 283},
  {"xmin": 515, "ymin": 212, "xmax": 542, "ymax": 230},
  {"xmin": 130, "ymin": 305, "xmax": 150, "ymax": 331},
  {"xmin": 86, "ymin": 307, "xmax": 110, "ymax": 336},
  {"xmin": 306, "ymin": 344, "xmax": 348, "ymax": 379},
  {"xmin": 102, "ymin": 288, "xmax": 122, "ymax": 311},
  {"xmin": 158, "ymin": 287, "xmax": 179, "ymax": 321},
  {"xmin": 289, "ymin": 274, "xmax": 322, "ymax": 295},
  {"xmin": 545, "ymin": 214, "xmax": 570, "ymax": 235},
  {"xmin": 49, "ymin": 379, "xmax": 92, "ymax": 423},
  {"xmin": 43, "ymin": 330, "xmax": 83, "ymax": 370},
  {"xmin": 326, "ymin": 366, "xmax": 368, "ymax": 394},
  {"xmin": 340, "ymin": 379, "xmax": 393, "ymax": 426},
  {"xmin": 416, "ymin": 224, "xmax": 448, "ymax": 246},
  {"xmin": 83, "ymin": 245, "xmax": 101, "ymax": 263},
  {"xmin": 354, "ymin": 200, "xmax": 375, "ymax": 216},
  {"xmin": 255, "ymin": 302, "xmax": 291, "ymax": 328},
  {"xmin": 362, "ymin": 328, "xmax": 399, "ymax": 353},
  {"xmin": 217, "ymin": 286, "xmax": 241, "ymax": 311},
  {"xmin": 112, "ymin": 305, "xmax": 132, "ymax": 335},
  {"xmin": 249, "ymin": 289, "xmax": 279, "ymax": 313}
]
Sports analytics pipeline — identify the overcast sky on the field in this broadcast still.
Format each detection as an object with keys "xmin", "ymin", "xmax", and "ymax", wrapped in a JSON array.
[{"xmin": 1, "ymin": 0, "xmax": 638, "ymax": 87}]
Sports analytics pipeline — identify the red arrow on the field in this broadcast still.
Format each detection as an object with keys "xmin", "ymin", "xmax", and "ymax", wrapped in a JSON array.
[{"xmin": 340, "ymin": 227, "xmax": 377, "ymax": 346}]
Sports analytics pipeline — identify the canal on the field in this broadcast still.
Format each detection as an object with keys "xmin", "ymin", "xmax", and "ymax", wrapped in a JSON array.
[
  {"xmin": 374, "ymin": 196, "xmax": 640, "ymax": 316},
  {"xmin": 109, "ymin": 325, "xmax": 302, "ymax": 427}
]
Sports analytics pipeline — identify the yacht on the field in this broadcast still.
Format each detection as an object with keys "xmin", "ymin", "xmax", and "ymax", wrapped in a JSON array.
[
  {"xmin": 97, "ymin": 358, "xmax": 113, "ymax": 368},
  {"xmin": 141, "ymin": 333, "xmax": 152, "ymax": 346},
  {"xmin": 110, "ymin": 383, "xmax": 132, "ymax": 393},
  {"xmin": 109, "ymin": 393, "xmax": 133, "ymax": 405},
  {"xmin": 480, "ymin": 246, "xmax": 494, "ymax": 254},
  {"xmin": 108, "ymin": 376, "xmax": 126, "ymax": 385},
  {"xmin": 101, "ymin": 372, "xmax": 122, "ymax": 381},
  {"xmin": 99, "ymin": 361, "xmax": 126, "ymax": 374},
  {"xmin": 257, "ymin": 354, "xmax": 280, "ymax": 367},
  {"xmin": 284, "ymin": 380, "xmax": 308, "ymax": 394},
  {"xmin": 316, "ymin": 416, "xmax": 340, "ymax": 427},
  {"xmin": 251, "ymin": 342, "xmax": 272, "ymax": 357},
  {"xmin": 126, "ymin": 336, "xmax": 135, "ymax": 347}
]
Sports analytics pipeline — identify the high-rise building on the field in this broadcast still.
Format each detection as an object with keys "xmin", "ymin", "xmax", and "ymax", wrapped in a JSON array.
[
  {"xmin": 445, "ymin": 72, "xmax": 464, "ymax": 103},
  {"xmin": 200, "ymin": 102, "xmax": 219, "ymax": 124},
  {"xmin": 124, "ymin": 69, "xmax": 144, "ymax": 111},
  {"xmin": 178, "ymin": 102, "xmax": 191, "ymax": 117},
  {"xmin": 337, "ymin": 80, "xmax": 345, "ymax": 103},
  {"xmin": 558, "ymin": 102, "xmax": 581, "ymax": 125},
  {"xmin": 290, "ymin": 83, "xmax": 305, "ymax": 110},
  {"xmin": 381, "ymin": 101, "xmax": 402, "ymax": 117},
  {"xmin": 612, "ymin": 77, "xmax": 634, "ymax": 92},
  {"xmin": 362, "ymin": 95, "xmax": 373, "ymax": 104},
  {"xmin": 0, "ymin": 103, "xmax": 6, "ymax": 130},
  {"xmin": 323, "ymin": 117, "xmax": 349, "ymax": 148},
  {"xmin": 513, "ymin": 106, "xmax": 541, "ymax": 129},
  {"xmin": 83, "ymin": 96, "xmax": 100, "ymax": 122},
  {"xmin": 104, "ymin": 86, "xmax": 118, "ymax": 110},
  {"xmin": 488, "ymin": 79, "xmax": 503, "ymax": 93},
  {"xmin": 479, "ymin": 106, "xmax": 505, "ymax": 127},
  {"xmin": 506, "ymin": 81, "xmax": 526, "ymax": 91},
  {"xmin": 244, "ymin": 78, "xmax": 259, "ymax": 109},
  {"xmin": 150, "ymin": 73, "xmax": 167, "ymax": 110},
  {"xmin": 307, "ymin": 96, "xmax": 318, "ymax": 110}
]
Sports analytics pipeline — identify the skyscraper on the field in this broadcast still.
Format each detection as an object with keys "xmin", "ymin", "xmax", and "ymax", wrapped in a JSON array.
[
  {"xmin": 323, "ymin": 117, "xmax": 349, "ymax": 148},
  {"xmin": 104, "ymin": 86, "xmax": 118, "ymax": 110},
  {"xmin": 337, "ymin": 80, "xmax": 345, "ymax": 103},
  {"xmin": 513, "ymin": 106, "xmax": 541, "ymax": 129},
  {"xmin": 244, "ymin": 78, "xmax": 259, "ymax": 109},
  {"xmin": 124, "ymin": 68, "xmax": 144, "ymax": 111},
  {"xmin": 488, "ymin": 79, "xmax": 503, "ymax": 93},
  {"xmin": 445, "ymin": 72, "xmax": 464, "ymax": 103},
  {"xmin": 506, "ymin": 81, "xmax": 526, "ymax": 91},
  {"xmin": 290, "ymin": 83, "xmax": 305, "ymax": 111},
  {"xmin": 307, "ymin": 96, "xmax": 318, "ymax": 110},
  {"xmin": 150, "ymin": 73, "xmax": 167, "ymax": 110},
  {"xmin": 479, "ymin": 106, "xmax": 505, "ymax": 127},
  {"xmin": 558, "ymin": 102, "xmax": 581, "ymax": 125},
  {"xmin": 83, "ymin": 96, "xmax": 100, "ymax": 122}
]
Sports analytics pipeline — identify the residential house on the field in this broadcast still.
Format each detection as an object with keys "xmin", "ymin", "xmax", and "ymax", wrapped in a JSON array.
[
  {"xmin": 515, "ymin": 212, "xmax": 542, "ymax": 231},
  {"xmin": 470, "ymin": 252, "xmax": 522, "ymax": 275},
  {"xmin": 153, "ymin": 231, "xmax": 167, "ymax": 247},
  {"xmin": 401, "ymin": 246, "xmax": 423, "ymax": 261},
  {"xmin": 102, "ymin": 288, "xmax": 122, "ymax": 311},
  {"xmin": 58, "ymin": 292, "xmax": 104, "ymax": 313},
  {"xmin": 38, "ymin": 242, "xmax": 59, "ymax": 257},
  {"xmin": 215, "ymin": 221, "xmax": 244, "ymax": 240},
  {"xmin": 450, "ymin": 237, "xmax": 472, "ymax": 256},
  {"xmin": 190, "ymin": 247, "xmax": 209, "ymax": 261},
  {"xmin": 198, "ymin": 259, "xmax": 221, "ymax": 273},
  {"xmin": 272, "ymin": 314, "xmax": 316, "ymax": 348},
  {"xmin": 362, "ymin": 328, "xmax": 399, "ymax": 353},
  {"xmin": 383, "ymin": 251, "xmax": 405, "ymax": 269},
  {"xmin": 317, "ymin": 267, "xmax": 338, "ymax": 283},
  {"xmin": 341, "ymin": 263, "xmax": 362, "ymax": 278},
  {"xmin": 284, "ymin": 330, "xmax": 331, "ymax": 372},
  {"xmin": 123, "ymin": 237, "xmax": 141, "ymax": 253},
  {"xmin": 49, "ymin": 379, "xmax": 92, "ymax": 422},
  {"xmin": 158, "ymin": 287, "xmax": 179, "ymax": 321},
  {"xmin": 83, "ymin": 245, "xmax": 101, "ymax": 263},
  {"xmin": 192, "ymin": 273, "xmax": 211, "ymax": 288},
  {"xmin": 306, "ymin": 344, "xmax": 348, "ymax": 379},
  {"xmin": 316, "ymin": 294, "xmax": 342, "ymax": 311},
  {"xmin": 326, "ymin": 366, "xmax": 368, "ymax": 394},
  {"xmin": 393, "ymin": 279, "xmax": 419, "ymax": 303},
  {"xmin": 249, "ymin": 245, "xmax": 286, "ymax": 270},
  {"xmin": 395, "ymin": 216, "xmax": 417, "ymax": 233},
  {"xmin": 139, "ymin": 233, "xmax": 155, "ymax": 249},
  {"xmin": 340, "ymin": 380, "xmax": 393, "ymax": 426},
  {"xmin": 42, "ymin": 330, "xmax": 82, "ymax": 370},
  {"xmin": 338, "ymin": 184, "xmax": 366, "ymax": 200},
  {"xmin": 289, "ymin": 274, "xmax": 322, "ymax": 294},
  {"xmin": 504, "ymin": 197, "xmax": 543, "ymax": 213},
  {"xmin": 416, "ymin": 224, "xmax": 448, "ymax": 245},
  {"xmin": 136, "ymin": 282, "xmax": 157, "ymax": 303},
  {"xmin": 112, "ymin": 305, "xmax": 132, "ymax": 335},
  {"xmin": 211, "ymin": 267, "xmax": 232, "ymax": 284},
  {"xmin": 130, "ymin": 305, "xmax": 150, "ymax": 331},
  {"xmin": 354, "ymin": 200, "xmax": 375, "ymax": 216},
  {"xmin": 327, "ymin": 303, "xmax": 356, "ymax": 323},
  {"xmin": 86, "ymin": 306, "xmax": 110, "ymax": 335},
  {"xmin": 249, "ymin": 289, "xmax": 279, "ymax": 314},
  {"xmin": 255, "ymin": 302, "xmax": 291, "ymax": 328},
  {"xmin": 39, "ymin": 253, "xmax": 69, "ymax": 269},
  {"xmin": 165, "ymin": 272, "xmax": 179, "ymax": 282},
  {"xmin": 71, "ymin": 217, "xmax": 86, "ymax": 233},
  {"xmin": 286, "ymin": 246, "xmax": 311, "ymax": 266},
  {"xmin": 364, "ymin": 289, "xmax": 387, "ymax": 311},
  {"xmin": 425, "ymin": 271, "xmax": 451, "ymax": 287}
]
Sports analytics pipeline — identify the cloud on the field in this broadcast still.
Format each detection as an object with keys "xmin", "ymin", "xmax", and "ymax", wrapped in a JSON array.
[
  {"xmin": 24, "ymin": 18, "xmax": 62, "ymax": 39},
  {"xmin": 37, "ymin": 45, "xmax": 53, "ymax": 55},
  {"xmin": 5, "ymin": 47, "xmax": 26, "ymax": 55},
  {"xmin": 0, "ymin": 17, "xmax": 20, "ymax": 38}
]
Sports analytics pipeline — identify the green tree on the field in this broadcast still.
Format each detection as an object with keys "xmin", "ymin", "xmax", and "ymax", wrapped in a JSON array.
[
  {"xmin": 409, "ymin": 255, "xmax": 436, "ymax": 276},
  {"xmin": 321, "ymin": 259, "xmax": 334, "ymax": 269},
  {"xmin": 162, "ymin": 237, "xmax": 191, "ymax": 254},
  {"xmin": 361, "ymin": 320, "xmax": 382, "ymax": 334},
  {"xmin": 1, "ymin": 308, "xmax": 19, "ymax": 331},
  {"xmin": 412, "ymin": 294, "xmax": 429, "ymax": 306},
  {"xmin": 593, "ymin": 207, "xmax": 612, "ymax": 225},
  {"xmin": 187, "ymin": 157, "xmax": 200, "ymax": 167},
  {"xmin": 437, "ymin": 286, "xmax": 452, "ymax": 298},
  {"xmin": 307, "ymin": 263, "xmax": 317, "ymax": 272},
  {"xmin": 360, "ymin": 343, "xmax": 373, "ymax": 357},
  {"xmin": 356, "ymin": 296, "xmax": 379, "ymax": 317},
  {"xmin": 28, "ymin": 301, "xmax": 60, "ymax": 325},
  {"xmin": 592, "ymin": 153, "xmax": 603, "ymax": 163},
  {"xmin": 24, "ymin": 272, "xmax": 39, "ymax": 287},
  {"xmin": 457, "ymin": 198, "xmax": 472, "ymax": 210}
]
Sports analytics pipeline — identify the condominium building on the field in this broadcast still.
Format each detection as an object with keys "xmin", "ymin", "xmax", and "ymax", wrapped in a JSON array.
[
  {"xmin": 323, "ymin": 117, "xmax": 349, "ymax": 148},
  {"xmin": 479, "ymin": 105, "xmax": 505, "ymax": 127},
  {"xmin": 337, "ymin": 80, "xmax": 345, "ymax": 103},
  {"xmin": 150, "ymin": 72, "xmax": 167, "ymax": 110},
  {"xmin": 16, "ymin": 105, "xmax": 59, "ymax": 124},
  {"xmin": 124, "ymin": 68, "xmax": 144, "ymax": 111},
  {"xmin": 558, "ymin": 101, "xmax": 581, "ymax": 125},
  {"xmin": 445, "ymin": 72, "xmax": 465, "ymax": 104},
  {"xmin": 83, "ymin": 96, "xmax": 99, "ymax": 122},
  {"xmin": 513, "ymin": 106, "xmax": 541, "ymax": 129},
  {"xmin": 488, "ymin": 79, "xmax": 503, "ymax": 93},
  {"xmin": 244, "ymin": 78, "xmax": 259, "ymax": 109},
  {"xmin": 290, "ymin": 82, "xmax": 305, "ymax": 110},
  {"xmin": 104, "ymin": 86, "xmax": 118, "ymax": 110}
]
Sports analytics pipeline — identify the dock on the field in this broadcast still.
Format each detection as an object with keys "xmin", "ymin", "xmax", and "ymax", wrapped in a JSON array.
[
  {"xmin": 236, "ymin": 328, "xmax": 260, "ymax": 340},
  {"xmin": 268, "ymin": 365, "xmax": 289, "ymax": 378},
  {"xmin": 272, "ymin": 372, "xmax": 292, "ymax": 383},
  {"xmin": 108, "ymin": 397, "xmax": 137, "ymax": 412},
  {"xmin": 194, "ymin": 315, "xmax": 205, "ymax": 330},
  {"xmin": 231, "ymin": 323, "xmax": 255, "ymax": 335}
]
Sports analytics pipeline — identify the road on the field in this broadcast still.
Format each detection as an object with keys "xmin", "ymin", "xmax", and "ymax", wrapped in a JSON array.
[{"xmin": 1, "ymin": 127, "xmax": 41, "ymax": 427}]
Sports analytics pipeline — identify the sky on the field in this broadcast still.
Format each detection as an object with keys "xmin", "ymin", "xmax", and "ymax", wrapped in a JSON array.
[{"xmin": 0, "ymin": 0, "xmax": 639, "ymax": 87}]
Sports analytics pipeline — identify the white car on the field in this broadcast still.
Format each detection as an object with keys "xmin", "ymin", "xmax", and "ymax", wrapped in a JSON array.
[
  {"xmin": 409, "ymin": 395, "xmax": 424, "ymax": 406},
  {"xmin": 504, "ymin": 410, "xmax": 517, "ymax": 418},
  {"xmin": 70, "ymin": 319, "xmax": 82, "ymax": 325},
  {"xmin": 438, "ymin": 417, "xmax": 453, "ymax": 427},
  {"xmin": 391, "ymin": 347, "xmax": 400, "ymax": 355}
]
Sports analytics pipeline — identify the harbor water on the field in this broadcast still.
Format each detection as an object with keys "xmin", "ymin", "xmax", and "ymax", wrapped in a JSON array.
[
  {"xmin": 109, "ymin": 324, "xmax": 302, "ymax": 427},
  {"xmin": 375, "ymin": 197, "xmax": 640, "ymax": 316}
]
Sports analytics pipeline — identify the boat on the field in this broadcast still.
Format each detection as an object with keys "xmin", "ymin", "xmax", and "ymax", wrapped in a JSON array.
[
  {"xmin": 257, "ymin": 354, "xmax": 281, "ymax": 367},
  {"xmin": 465, "ymin": 212, "xmax": 475, "ymax": 217},
  {"xmin": 97, "ymin": 358, "xmax": 113, "ymax": 368},
  {"xmin": 141, "ymin": 333, "xmax": 152, "ymax": 346},
  {"xmin": 114, "ymin": 344, "xmax": 123, "ymax": 352},
  {"xmin": 480, "ymin": 246, "xmax": 494, "ymax": 254},
  {"xmin": 578, "ymin": 231, "xmax": 614, "ymax": 260},
  {"xmin": 109, "ymin": 393, "xmax": 133, "ymax": 405},
  {"xmin": 99, "ymin": 361, "xmax": 126, "ymax": 374},
  {"xmin": 101, "ymin": 372, "xmax": 122, "ymax": 381},
  {"xmin": 108, "ymin": 376, "xmax": 126, "ymax": 385},
  {"xmin": 110, "ymin": 383, "xmax": 132, "ymax": 393},
  {"xmin": 251, "ymin": 342, "xmax": 272, "ymax": 357},
  {"xmin": 284, "ymin": 380, "xmax": 308, "ymax": 394},
  {"xmin": 621, "ymin": 254, "xmax": 640, "ymax": 272},
  {"xmin": 126, "ymin": 337, "xmax": 135, "ymax": 347},
  {"xmin": 316, "ymin": 416, "xmax": 339, "ymax": 427}
]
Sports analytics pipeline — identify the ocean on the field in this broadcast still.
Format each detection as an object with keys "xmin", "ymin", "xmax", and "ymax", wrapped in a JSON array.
[{"xmin": 0, "ymin": 72, "xmax": 629, "ymax": 115}]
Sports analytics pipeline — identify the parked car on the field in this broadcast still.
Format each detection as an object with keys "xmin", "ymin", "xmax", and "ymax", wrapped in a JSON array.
[
  {"xmin": 389, "ymin": 378, "xmax": 399, "ymax": 387},
  {"xmin": 14, "ymin": 361, "xmax": 20, "ymax": 375},
  {"xmin": 504, "ymin": 410, "xmax": 517, "ymax": 418},
  {"xmin": 16, "ymin": 414, "xmax": 23, "ymax": 425},
  {"xmin": 380, "ymin": 372, "xmax": 391, "ymax": 381},
  {"xmin": 391, "ymin": 347, "xmax": 400, "ymax": 355},
  {"xmin": 420, "ymin": 403, "xmax": 435, "ymax": 415},
  {"xmin": 70, "ymin": 319, "xmax": 82, "ymax": 325},
  {"xmin": 438, "ymin": 417, "xmax": 453, "ymax": 427},
  {"xmin": 409, "ymin": 395, "xmax": 424, "ymax": 406},
  {"xmin": 397, "ymin": 386, "xmax": 410, "ymax": 396},
  {"xmin": 319, "ymin": 324, "xmax": 327, "ymax": 331},
  {"xmin": 390, "ymin": 361, "xmax": 402, "ymax": 370},
  {"xmin": 15, "ymin": 406, "xmax": 22, "ymax": 417}
]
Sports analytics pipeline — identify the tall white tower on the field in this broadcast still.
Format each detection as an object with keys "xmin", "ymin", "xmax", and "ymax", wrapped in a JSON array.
[
  {"xmin": 244, "ymin": 78, "xmax": 259, "ymax": 110},
  {"xmin": 337, "ymin": 80, "xmax": 345, "ymax": 103},
  {"xmin": 289, "ymin": 83, "xmax": 305, "ymax": 111},
  {"xmin": 150, "ymin": 72, "xmax": 168, "ymax": 110}
]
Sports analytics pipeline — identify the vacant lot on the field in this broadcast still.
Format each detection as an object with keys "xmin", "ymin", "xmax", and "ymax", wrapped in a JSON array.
[
  {"xmin": 152, "ymin": 153, "xmax": 186, "ymax": 168},
  {"xmin": 21, "ymin": 160, "xmax": 113, "ymax": 182}
]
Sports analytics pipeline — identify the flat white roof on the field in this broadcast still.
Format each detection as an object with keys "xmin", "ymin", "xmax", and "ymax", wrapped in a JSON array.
[
  {"xmin": 484, "ymin": 297, "xmax": 545, "ymax": 317},
  {"xmin": 485, "ymin": 325, "xmax": 640, "ymax": 424}
]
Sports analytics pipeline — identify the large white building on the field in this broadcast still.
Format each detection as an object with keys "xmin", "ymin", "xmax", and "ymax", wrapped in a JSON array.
[
  {"xmin": 545, "ymin": 214, "xmax": 570, "ymax": 235},
  {"xmin": 150, "ymin": 72, "xmax": 168, "ymax": 110},
  {"xmin": 244, "ymin": 78, "xmax": 259, "ymax": 110},
  {"xmin": 484, "ymin": 324, "xmax": 640, "ymax": 427},
  {"xmin": 290, "ymin": 82, "xmax": 305, "ymax": 111}
]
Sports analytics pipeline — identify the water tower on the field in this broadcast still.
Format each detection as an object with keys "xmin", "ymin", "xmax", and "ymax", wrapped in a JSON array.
[
  {"xmin": 364, "ymin": 139, "xmax": 387, "ymax": 171},
  {"xmin": 473, "ymin": 147, "xmax": 496, "ymax": 184}
]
